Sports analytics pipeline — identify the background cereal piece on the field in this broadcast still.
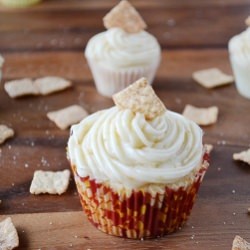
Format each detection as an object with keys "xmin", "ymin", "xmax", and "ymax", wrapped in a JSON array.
[
  {"xmin": 182, "ymin": 104, "xmax": 219, "ymax": 126},
  {"xmin": 4, "ymin": 78, "xmax": 39, "ymax": 98},
  {"xmin": 233, "ymin": 149, "xmax": 250, "ymax": 165},
  {"xmin": 0, "ymin": 125, "xmax": 14, "ymax": 144},
  {"xmin": 0, "ymin": 217, "xmax": 19, "ymax": 250},
  {"xmin": 232, "ymin": 235, "xmax": 250, "ymax": 250},
  {"xmin": 192, "ymin": 68, "xmax": 234, "ymax": 88},
  {"xmin": 33, "ymin": 76, "xmax": 72, "ymax": 95},
  {"xmin": 30, "ymin": 169, "xmax": 70, "ymax": 195},
  {"xmin": 113, "ymin": 77, "xmax": 166, "ymax": 120},
  {"xmin": 103, "ymin": 0, "xmax": 147, "ymax": 33},
  {"xmin": 47, "ymin": 105, "xmax": 88, "ymax": 130}
]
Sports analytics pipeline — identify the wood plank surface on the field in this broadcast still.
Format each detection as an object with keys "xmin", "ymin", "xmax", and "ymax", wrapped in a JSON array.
[
  {"xmin": 1, "ymin": 0, "xmax": 250, "ymax": 249},
  {"xmin": 0, "ymin": 0, "xmax": 250, "ymax": 51},
  {"xmin": 0, "ymin": 205, "xmax": 249, "ymax": 250}
]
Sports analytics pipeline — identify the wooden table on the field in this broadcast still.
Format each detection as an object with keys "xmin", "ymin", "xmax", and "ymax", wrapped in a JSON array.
[{"xmin": 1, "ymin": 1, "xmax": 250, "ymax": 249}]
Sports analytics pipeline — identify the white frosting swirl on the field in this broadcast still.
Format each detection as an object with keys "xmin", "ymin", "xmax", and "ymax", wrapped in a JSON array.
[
  {"xmin": 85, "ymin": 28, "xmax": 161, "ymax": 69},
  {"xmin": 68, "ymin": 107, "xmax": 203, "ymax": 189},
  {"xmin": 229, "ymin": 27, "xmax": 250, "ymax": 66}
]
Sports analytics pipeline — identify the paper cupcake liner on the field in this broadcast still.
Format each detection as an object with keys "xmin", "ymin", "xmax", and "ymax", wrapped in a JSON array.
[
  {"xmin": 71, "ymin": 153, "xmax": 209, "ymax": 239},
  {"xmin": 0, "ymin": 0, "xmax": 41, "ymax": 7},
  {"xmin": 86, "ymin": 57, "xmax": 160, "ymax": 98}
]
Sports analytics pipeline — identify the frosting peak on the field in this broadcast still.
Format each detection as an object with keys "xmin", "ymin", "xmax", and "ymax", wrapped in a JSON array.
[
  {"xmin": 68, "ymin": 107, "xmax": 203, "ymax": 190},
  {"xmin": 85, "ymin": 28, "xmax": 161, "ymax": 69}
]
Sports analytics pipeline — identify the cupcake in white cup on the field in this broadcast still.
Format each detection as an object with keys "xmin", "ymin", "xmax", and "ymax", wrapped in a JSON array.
[
  {"xmin": 85, "ymin": 0, "xmax": 161, "ymax": 97},
  {"xmin": 228, "ymin": 22, "xmax": 250, "ymax": 99}
]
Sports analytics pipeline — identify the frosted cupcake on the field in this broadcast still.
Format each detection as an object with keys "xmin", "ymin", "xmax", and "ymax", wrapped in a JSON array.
[
  {"xmin": 228, "ymin": 19, "xmax": 250, "ymax": 99},
  {"xmin": 85, "ymin": 0, "xmax": 161, "ymax": 97},
  {"xmin": 68, "ymin": 78, "xmax": 209, "ymax": 239}
]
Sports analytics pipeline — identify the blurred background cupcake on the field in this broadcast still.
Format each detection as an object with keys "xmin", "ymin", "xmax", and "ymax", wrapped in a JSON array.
[
  {"xmin": 228, "ymin": 17, "xmax": 250, "ymax": 99},
  {"xmin": 68, "ymin": 78, "xmax": 209, "ymax": 239},
  {"xmin": 0, "ymin": 0, "xmax": 41, "ymax": 7},
  {"xmin": 85, "ymin": 0, "xmax": 161, "ymax": 97}
]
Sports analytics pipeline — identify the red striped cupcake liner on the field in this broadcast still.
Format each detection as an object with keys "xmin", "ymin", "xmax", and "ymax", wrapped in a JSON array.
[{"xmin": 71, "ymin": 153, "xmax": 209, "ymax": 239}]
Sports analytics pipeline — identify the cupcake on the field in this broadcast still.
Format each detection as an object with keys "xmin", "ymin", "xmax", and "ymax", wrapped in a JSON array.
[
  {"xmin": 0, "ymin": 0, "xmax": 41, "ymax": 7},
  {"xmin": 85, "ymin": 0, "xmax": 161, "ymax": 97},
  {"xmin": 228, "ymin": 18, "xmax": 250, "ymax": 99},
  {"xmin": 68, "ymin": 78, "xmax": 209, "ymax": 239},
  {"xmin": 0, "ymin": 55, "xmax": 4, "ymax": 81}
]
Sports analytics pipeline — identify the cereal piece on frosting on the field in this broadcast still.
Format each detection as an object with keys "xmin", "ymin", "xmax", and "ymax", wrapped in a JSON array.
[
  {"xmin": 232, "ymin": 235, "xmax": 250, "ymax": 250},
  {"xmin": 0, "ymin": 125, "xmax": 14, "ymax": 144},
  {"xmin": 33, "ymin": 76, "xmax": 72, "ymax": 95},
  {"xmin": 182, "ymin": 104, "xmax": 219, "ymax": 126},
  {"xmin": 245, "ymin": 16, "xmax": 250, "ymax": 26},
  {"xmin": 103, "ymin": 0, "xmax": 147, "ymax": 33},
  {"xmin": 47, "ymin": 105, "xmax": 88, "ymax": 130},
  {"xmin": 4, "ymin": 78, "xmax": 39, "ymax": 98},
  {"xmin": 30, "ymin": 169, "xmax": 70, "ymax": 195},
  {"xmin": 233, "ymin": 149, "xmax": 250, "ymax": 165},
  {"xmin": 192, "ymin": 68, "xmax": 234, "ymax": 89},
  {"xmin": 0, "ymin": 217, "xmax": 19, "ymax": 250},
  {"xmin": 112, "ymin": 77, "xmax": 166, "ymax": 120}
]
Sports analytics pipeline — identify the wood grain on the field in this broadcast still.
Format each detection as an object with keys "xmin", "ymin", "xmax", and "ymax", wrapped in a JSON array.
[
  {"xmin": 0, "ymin": 204, "xmax": 249, "ymax": 250},
  {"xmin": 0, "ymin": 0, "xmax": 250, "ymax": 51}
]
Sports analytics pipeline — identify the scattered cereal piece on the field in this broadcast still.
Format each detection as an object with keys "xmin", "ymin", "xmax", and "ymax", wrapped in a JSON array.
[
  {"xmin": 233, "ymin": 149, "xmax": 250, "ymax": 165},
  {"xmin": 103, "ymin": 0, "xmax": 147, "ymax": 33},
  {"xmin": 182, "ymin": 104, "xmax": 219, "ymax": 126},
  {"xmin": 4, "ymin": 76, "xmax": 71, "ymax": 98},
  {"xmin": 205, "ymin": 144, "xmax": 213, "ymax": 154},
  {"xmin": 33, "ymin": 76, "xmax": 72, "ymax": 95},
  {"xmin": 0, "ymin": 217, "xmax": 19, "ymax": 250},
  {"xmin": 246, "ymin": 16, "xmax": 250, "ymax": 26},
  {"xmin": 232, "ymin": 235, "xmax": 250, "ymax": 250},
  {"xmin": 47, "ymin": 105, "xmax": 88, "ymax": 130},
  {"xmin": 192, "ymin": 68, "xmax": 234, "ymax": 89},
  {"xmin": 113, "ymin": 77, "xmax": 166, "ymax": 120},
  {"xmin": 30, "ymin": 169, "xmax": 70, "ymax": 195},
  {"xmin": 0, "ymin": 125, "xmax": 14, "ymax": 144},
  {"xmin": 4, "ymin": 78, "xmax": 39, "ymax": 98}
]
